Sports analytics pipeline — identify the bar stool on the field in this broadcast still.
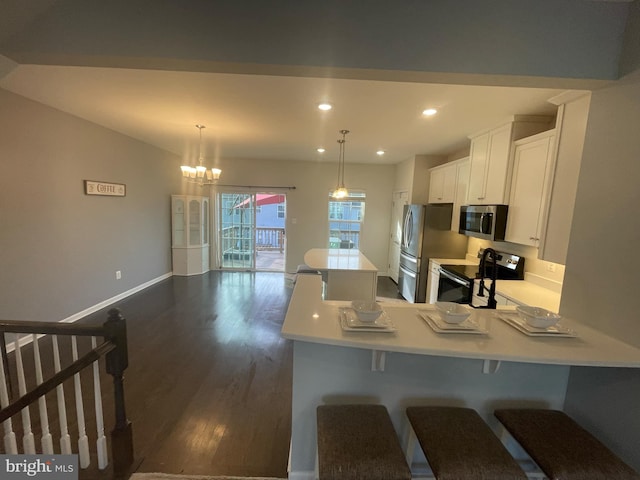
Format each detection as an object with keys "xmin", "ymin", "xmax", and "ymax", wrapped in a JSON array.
[
  {"xmin": 316, "ymin": 404, "xmax": 411, "ymax": 480},
  {"xmin": 405, "ymin": 406, "xmax": 527, "ymax": 479},
  {"xmin": 495, "ymin": 408, "xmax": 640, "ymax": 480}
]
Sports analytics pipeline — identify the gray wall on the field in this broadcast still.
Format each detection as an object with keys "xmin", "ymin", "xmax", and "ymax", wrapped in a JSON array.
[
  {"xmin": 0, "ymin": 89, "xmax": 182, "ymax": 322},
  {"xmin": 206, "ymin": 157, "xmax": 395, "ymax": 274},
  {"xmin": 0, "ymin": 1, "xmax": 631, "ymax": 83},
  {"xmin": 561, "ymin": 77, "xmax": 640, "ymax": 470}
]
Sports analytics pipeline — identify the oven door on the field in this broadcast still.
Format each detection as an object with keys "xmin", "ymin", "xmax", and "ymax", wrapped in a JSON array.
[{"xmin": 437, "ymin": 267, "xmax": 472, "ymax": 304}]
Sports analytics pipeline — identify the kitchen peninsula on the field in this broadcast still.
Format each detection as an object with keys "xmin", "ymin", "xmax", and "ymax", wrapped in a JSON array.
[
  {"xmin": 303, "ymin": 248, "xmax": 378, "ymax": 301},
  {"xmin": 282, "ymin": 274, "xmax": 640, "ymax": 479}
]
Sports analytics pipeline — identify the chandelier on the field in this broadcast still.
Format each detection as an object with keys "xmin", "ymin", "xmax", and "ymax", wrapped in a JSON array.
[
  {"xmin": 180, "ymin": 125, "xmax": 222, "ymax": 185},
  {"xmin": 331, "ymin": 129, "xmax": 349, "ymax": 199}
]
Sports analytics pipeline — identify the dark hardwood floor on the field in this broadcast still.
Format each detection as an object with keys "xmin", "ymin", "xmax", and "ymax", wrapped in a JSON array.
[{"xmin": 1, "ymin": 272, "xmax": 404, "ymax": 479}]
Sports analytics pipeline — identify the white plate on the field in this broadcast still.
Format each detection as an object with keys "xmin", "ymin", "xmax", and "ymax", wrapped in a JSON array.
[
  {"xmin": 498, "ymin": 313, "xmax": 577, "ymax": 338},
  {"xmin": 339, "ymin": 308, "xmax": 396, "ymax": 333},
  {"xmin": 417, "ymin": 311, "xmax": 488, "ymax": 335}
]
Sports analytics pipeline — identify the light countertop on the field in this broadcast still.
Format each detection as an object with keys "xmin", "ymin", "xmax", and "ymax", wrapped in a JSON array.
[
  {"xmin": 431, "ymin": 257, "xmax": 561, "ymax": 312},
  {"xmin": 304, "ymin": 248, "xmax": 378, "ymax": 272},
  {"xmin": 281, "ymin": 274, "xmax": 640, "ymax": 368}
]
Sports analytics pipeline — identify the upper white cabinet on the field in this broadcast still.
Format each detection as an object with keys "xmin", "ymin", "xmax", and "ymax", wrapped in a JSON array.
[
  {"xmin": 428, "ymin": 162, "xmax": 457, "ymax": 203},
  {"xmin": 172, "ymin": 194, "xmax": 210, "ymax": 276},
  {"xmin": 451, "ymin": 157, "xmax": 470, "ymax": 233},
  {"xmin": 466, "ymin": 116, "xmax": 554, "ymax": 205},
  {"xmin": 537, "ymin": 92, "xmax": 591, "ymax": 264},
  {"xmin": 505, "ymin": 130, "xmax": 556, "ymax": 247},
  {"xmin": 428, "ymin": 157, "xmax": 470, "ymax": 232}
]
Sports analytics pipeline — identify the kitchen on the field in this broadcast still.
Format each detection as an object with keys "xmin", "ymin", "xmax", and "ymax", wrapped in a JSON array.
[
  {"xmin": 282, "ymin": 91, "xmax": 640, "ymax": 478},
  {"xmin": 2, "ymin": 2, "xmax": 640, "ymax": 478},
  {"xmin": 392, "ymin": 99, "xmax": 583, "ymax": 313}
]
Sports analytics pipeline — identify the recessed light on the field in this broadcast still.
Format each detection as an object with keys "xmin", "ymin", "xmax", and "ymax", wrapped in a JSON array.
[
  {"xmin": 318, "ymin": 103, "xmax": 332, "ymax": 111},
  {"xmin": 376, "ymin": 150, "xmax": 385, "ymax": 156},
  {"xmin": 422, "ymin": 108, "xmax": 438, "ymax": 116},
  {"xmin": 317, "ymin": 148, "xmax": 326, "ymax": 153}
]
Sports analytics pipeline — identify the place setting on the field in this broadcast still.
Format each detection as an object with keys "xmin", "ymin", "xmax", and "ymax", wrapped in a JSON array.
[
  {"xmin": 339, "ymin": 300, "xmax": 396, "ymax": 333},
  {"xmin": 417, "ymin": 302, "xmax": 488, "ymax": 335},
  {"xmin": 497, "ymin": 306, "xmax": 577, "ymax": 338}
]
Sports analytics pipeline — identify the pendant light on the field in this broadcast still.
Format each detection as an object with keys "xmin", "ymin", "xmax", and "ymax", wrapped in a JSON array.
[
  {"xmin": 332, "ymin": 129, "xmax": 349, "ymax": 199},
  {"xmin": 180, "ymin": 125, "xmax": 222, "ymax": 185}
]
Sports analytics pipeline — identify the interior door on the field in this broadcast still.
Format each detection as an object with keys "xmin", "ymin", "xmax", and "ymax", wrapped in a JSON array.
[
  {"xmin": 387, "ymin": 191, "xmax": 409, "ymax": 282},
  {"xmin": 218, "ymin": 193, "xmax": 256, "ymax": 269}
]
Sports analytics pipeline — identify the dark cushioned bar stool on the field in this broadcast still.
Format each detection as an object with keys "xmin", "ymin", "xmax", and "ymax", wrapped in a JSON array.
[
  {"xmin": 495, "ymin": 408, "xmax": 640, "ymax": 480},
  {"xmin": 316, "ymin": 404, "xmax": 411, "ymax": 480},
  {"xmin": 405, "ymin": 406, "xmax": 527, "ymax": 480}
]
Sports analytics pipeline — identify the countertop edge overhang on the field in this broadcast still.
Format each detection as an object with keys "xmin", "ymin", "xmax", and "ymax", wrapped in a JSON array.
[{"xmin": 281, "ymin": 275, "xmax": 640, "ymax": 369}]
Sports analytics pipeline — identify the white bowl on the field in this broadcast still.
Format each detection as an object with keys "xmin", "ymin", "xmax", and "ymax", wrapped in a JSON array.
[
  {"xmin": 435, "ymin": 301, "xmax": 471, "ymax": 324},
  {"xmin": 351, "ymin": 300, "xmax": 383, "ymax": 322},
  {"xmin": 517, "ymin": 305, "xmax": 561, "ymax": 328}
]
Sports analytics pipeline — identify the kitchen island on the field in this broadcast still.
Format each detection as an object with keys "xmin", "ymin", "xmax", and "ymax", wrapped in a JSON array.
[
  {"xmin": 303, "ymin": 248, "xmax": 378, "ymax": 301},
  {"xmin": 282, "ymin": 274, "xmax": 640, "ymax": 479}
]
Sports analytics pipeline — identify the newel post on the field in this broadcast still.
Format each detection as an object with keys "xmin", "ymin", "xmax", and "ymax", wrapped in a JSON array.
[{"xmin": 104, "ymin": 308, "xmax": 134, "ymax": 476}]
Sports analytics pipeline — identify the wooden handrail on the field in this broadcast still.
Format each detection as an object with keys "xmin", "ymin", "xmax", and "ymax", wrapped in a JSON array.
[
  {"xmin": 0, "ymin": 340, "xmax": 115, "ymax": 422},
  {"xmin": 0, "ymin": 308, "xmax": 134, "ymax": 475},
  {"xmin": 0, "ymin": 320, "xmax": 106, "ymax": 337}
]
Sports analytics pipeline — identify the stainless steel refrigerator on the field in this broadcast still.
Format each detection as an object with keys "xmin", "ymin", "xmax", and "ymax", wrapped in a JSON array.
[{"xmin": 398, "ymin": 204, "xmax": 468, "ymax": 303}]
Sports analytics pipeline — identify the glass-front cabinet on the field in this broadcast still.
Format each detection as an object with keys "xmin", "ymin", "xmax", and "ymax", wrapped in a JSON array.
[{"xmin": 171, "ymin": 195, "xmax": 210, "ymax": 275}]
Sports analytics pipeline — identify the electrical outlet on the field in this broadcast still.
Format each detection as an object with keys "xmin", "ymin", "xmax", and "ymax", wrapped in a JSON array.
[
  {"xmin": 116, "ymin": 270, "xmax": 122, "ymax": 280},
  {"xmin": 546, "ymin": 263, "xmax": 556, "ymax": 273}
]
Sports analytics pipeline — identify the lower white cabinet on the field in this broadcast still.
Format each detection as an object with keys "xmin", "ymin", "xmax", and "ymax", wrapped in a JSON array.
[
  {"xmin": 426, "ymin": 260, "xmax": 440, "ymax": 304},
  {"xmin": 505, "ymin": 131, "xmax": 556, "ymax": 247}
]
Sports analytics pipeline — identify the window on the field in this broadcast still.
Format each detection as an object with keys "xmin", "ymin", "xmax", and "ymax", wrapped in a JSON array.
[
  {"xmin": 328, "ymin": 191, "xmax": 365, "ymax": 249},
  {"xmin": 277, "ymin": 204, "xmax": 285, "ymax": 219}
]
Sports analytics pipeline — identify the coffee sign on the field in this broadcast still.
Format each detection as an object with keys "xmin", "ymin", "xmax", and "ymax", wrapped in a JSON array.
[{"xmin": 84, "ymin": 180, "xmax": 126, "ymax": 197}]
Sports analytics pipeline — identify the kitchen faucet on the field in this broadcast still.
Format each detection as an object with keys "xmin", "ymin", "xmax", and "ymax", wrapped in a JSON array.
[{"xmin": 477, "ymin": 247, "xmax": 497, "ymax": 309}]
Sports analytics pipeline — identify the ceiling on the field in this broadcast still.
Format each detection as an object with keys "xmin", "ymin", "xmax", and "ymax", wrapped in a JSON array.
[
  {"xmin": 3, "ymin": 0, "xmax": 622, "ymax": 166},
  {"xmin": 0, "ymin": 65, "xmax": 568, "ymax": 165}
]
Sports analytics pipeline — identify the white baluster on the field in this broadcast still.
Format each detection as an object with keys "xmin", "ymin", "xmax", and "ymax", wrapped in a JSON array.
[
  {"xmin": 14, "ymin": 334, "xmax": 36, "ymax": 454},
  {"xmin": 32, "ymin": 334, "xmax": 54, "ymax": 454},
  {"xmin": 52, "ymin": 335, "xmax": 72, "ymax": 454},
  {"xmin": 0, "ymin": 342, "xmax": 18, "ymax": 454},
  {"xmin": 71, "ymin": 336, "xmax": 90, "ymax": 468},
  {"xmin": 92, "ymin": 337, "xmax": 108, "ymax": 469}
]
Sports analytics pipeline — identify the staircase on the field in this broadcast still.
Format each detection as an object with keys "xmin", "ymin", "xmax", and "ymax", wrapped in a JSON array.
[{"xmin": 0, "ymin": 308, "xmax": 134, "ymax": 479}]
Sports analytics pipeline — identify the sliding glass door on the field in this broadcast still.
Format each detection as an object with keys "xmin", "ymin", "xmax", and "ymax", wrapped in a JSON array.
[
  {"xmin": 218, "ymin": 193, "xmax": 256, "ymax": 269},
  {"xmin": 217, "ymin": 192, "xmax": 287, "ymax": 271}
]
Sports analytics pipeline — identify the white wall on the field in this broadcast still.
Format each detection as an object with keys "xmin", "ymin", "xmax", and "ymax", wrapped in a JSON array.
[
  {"xmin": 206, "ymin": 157, "xmax": 395, "ymax": 274},
  {"xmin": 561, "ymin": 75, "xmax": 640, "ymax": 470},
  {"xmin": 0, "ymin": 89, "xmax": 182, "ymax": 322}
]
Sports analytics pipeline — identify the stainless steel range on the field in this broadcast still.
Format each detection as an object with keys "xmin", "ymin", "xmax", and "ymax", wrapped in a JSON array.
[{"xmin": 437, "ymin": 249, "xmax": 525, "ymax": 306}]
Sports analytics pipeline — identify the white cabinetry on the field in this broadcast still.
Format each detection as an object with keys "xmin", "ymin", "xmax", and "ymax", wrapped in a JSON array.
[
  {"xmin": 428, "ymin": 157, "xmax": 470, "ymax": 233},
  {"xmin": 426, "ymin": 260, "xmax": 440, "ymax": 304},
  {"xmin": 428, "ymin": 163, "xmax": 457, "ymax": 203},
  {"xmin": 171, "ymin": 195, "xmax": 210, "ymax": 276},
  {"xmin": 466, "ymin": 116, "xmax": 553, "ymax": 205},
  {"xmin": 505, "ymin": 130, "xmax": 556, "ymax": 247},
  {"xmin": 537, "ymin": 92, "xmax": 591, "ymax": 264},
  {"xmin": 451, "ymin": 158, "xmax": 469, "ymax": 233}
]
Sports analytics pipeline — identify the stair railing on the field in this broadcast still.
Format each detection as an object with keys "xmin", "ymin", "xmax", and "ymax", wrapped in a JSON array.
[{"xmin": 0, "ymin": 308, "xmax": 133, "ymax": 476}]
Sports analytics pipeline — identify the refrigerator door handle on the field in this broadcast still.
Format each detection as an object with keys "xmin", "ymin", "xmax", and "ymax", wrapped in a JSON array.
[
  {"xmin": 403, "ymin": 209, "xmax": 413, "ymax": 250},
  {"xmin": 399, "ymin": 265, "xmax": 417, "ymax": 278}
]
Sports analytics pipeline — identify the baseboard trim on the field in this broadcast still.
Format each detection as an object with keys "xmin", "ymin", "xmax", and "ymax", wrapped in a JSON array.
[
  {"xmin": 8, "ymin": 272, "xmax": 173, "ymax": 352},
  {"xmin": 59, "ymin": 272, "xmax": 173, "ymax": 324}
]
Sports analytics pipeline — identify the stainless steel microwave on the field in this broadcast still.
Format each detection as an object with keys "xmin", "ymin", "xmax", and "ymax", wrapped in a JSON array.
[{"xmin": 459, "ymin": 205, "xmax": 508, "ymax": 241}]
